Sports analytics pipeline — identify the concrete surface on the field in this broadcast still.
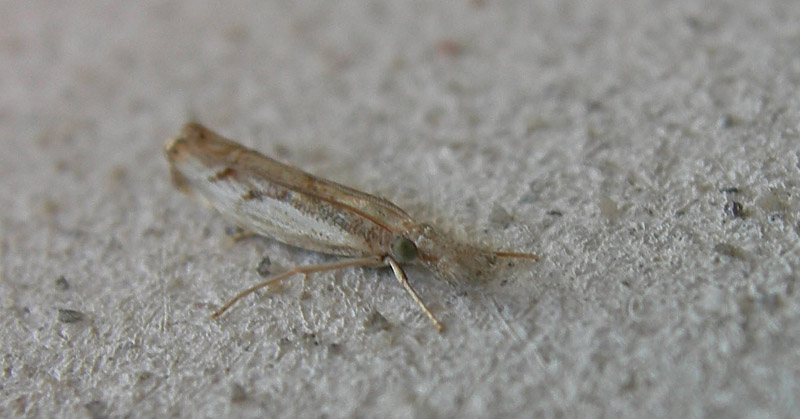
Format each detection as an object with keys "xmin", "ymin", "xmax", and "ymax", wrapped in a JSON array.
[{"xmin": 2, "ymin": 1, "xmax": 799, "ymax": 417}]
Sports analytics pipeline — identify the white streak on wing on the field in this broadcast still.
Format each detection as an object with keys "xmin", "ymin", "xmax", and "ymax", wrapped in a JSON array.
[
  {"xmin": 236, "ymin": 192, "xmax": 371, "ymax": 255},
  {"xmin": 179, "ymin": 157, "xmax": 372, "ymax": 256}
]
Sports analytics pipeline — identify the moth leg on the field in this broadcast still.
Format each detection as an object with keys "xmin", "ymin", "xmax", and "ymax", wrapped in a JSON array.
[
  {"xmin": 385, "ymin": 257, "xmax": 445, "ymax": 332},
  {"xmin": 211, "ymin": 256, "xmax": 383, "ymax": 319}
]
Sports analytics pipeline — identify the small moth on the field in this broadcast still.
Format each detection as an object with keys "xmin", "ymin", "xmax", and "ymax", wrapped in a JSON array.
[{"xmin": 166, "ymin": 123, "xmax": 538, "ymax": 331}]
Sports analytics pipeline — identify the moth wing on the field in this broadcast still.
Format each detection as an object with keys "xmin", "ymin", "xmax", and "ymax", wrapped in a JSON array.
[{"xmin": 167, "ymin": 123, "xmax": 416, "ymax": 256}]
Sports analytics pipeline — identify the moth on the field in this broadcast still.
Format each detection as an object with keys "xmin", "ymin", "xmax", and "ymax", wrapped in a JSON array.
[{"xmin": 165, "ymin": 123, "xmax": 538, "ymax": 331}]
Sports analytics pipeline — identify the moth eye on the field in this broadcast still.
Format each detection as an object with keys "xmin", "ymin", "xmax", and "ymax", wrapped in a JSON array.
[{"xmin": 392, "ymin": 237, "xmax": 418, "ymax": 263}]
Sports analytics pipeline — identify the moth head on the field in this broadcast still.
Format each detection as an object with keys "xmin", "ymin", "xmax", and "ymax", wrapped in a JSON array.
[{"xmin": 397, "ymin": 223, "xmax": 499, "ymax": 285}]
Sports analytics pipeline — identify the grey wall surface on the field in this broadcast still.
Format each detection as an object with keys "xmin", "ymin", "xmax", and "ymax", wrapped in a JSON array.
[{"xmin": 2, "ymin": 1, "xmax": 799, "ymax": 417}]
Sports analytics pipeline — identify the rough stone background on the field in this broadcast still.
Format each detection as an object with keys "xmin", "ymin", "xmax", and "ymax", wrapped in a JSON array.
[{"xmin": 2, "ymin": 1, "xmax": 799, "ymax": 417}]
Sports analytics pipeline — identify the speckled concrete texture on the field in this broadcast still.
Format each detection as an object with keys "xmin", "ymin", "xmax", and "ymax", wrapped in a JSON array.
[{"xmin": 2, "ymin": 1, "xmax": 799, "ymax": 417}]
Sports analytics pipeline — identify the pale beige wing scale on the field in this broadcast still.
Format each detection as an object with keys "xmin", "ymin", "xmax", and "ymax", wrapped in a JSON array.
[{"xmin": 166, "ymin": 123, "xmax": 414, "ymax": 257}]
